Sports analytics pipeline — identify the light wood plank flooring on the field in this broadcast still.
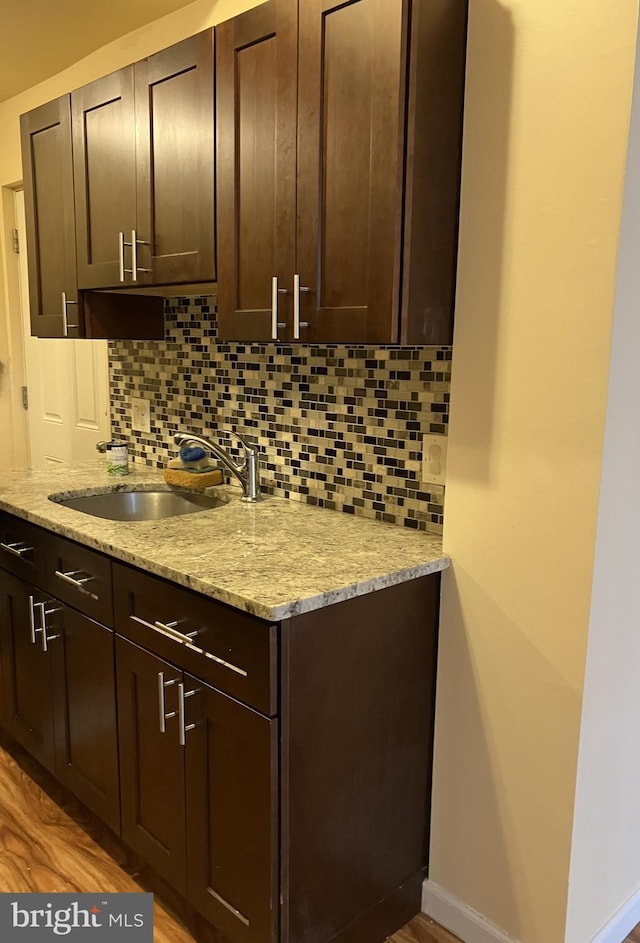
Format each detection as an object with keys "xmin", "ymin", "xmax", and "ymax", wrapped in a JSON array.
[{"xmin": 0, "ymin": 735, "xmax": 637, "ymax": 943}]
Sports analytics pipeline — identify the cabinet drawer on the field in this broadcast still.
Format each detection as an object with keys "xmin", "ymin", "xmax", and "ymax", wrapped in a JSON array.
[
  {"xmin": 46, "ymin": 534, "xmax": 113, "ymax": 625},
  {"xmin": 0, "ymin": 512, "xmax": 48, "ymax": 587},
  {"xmin": 113, "ymin": 563, "xmax": 277, "ymax": 716}
]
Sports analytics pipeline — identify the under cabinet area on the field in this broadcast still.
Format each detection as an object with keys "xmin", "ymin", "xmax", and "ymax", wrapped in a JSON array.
[
  {"xmin": 0, "ymin": 508, "xmax": 441, "ymax": 943},
  {"xmin": 216, "ymin": 0, "xmax": 467, "ymax": 345}
]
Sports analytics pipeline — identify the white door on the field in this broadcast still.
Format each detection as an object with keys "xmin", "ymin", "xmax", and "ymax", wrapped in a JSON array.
[{"xmin": 15, "ymin": 190, "xmax": 111, "ymax": 466}]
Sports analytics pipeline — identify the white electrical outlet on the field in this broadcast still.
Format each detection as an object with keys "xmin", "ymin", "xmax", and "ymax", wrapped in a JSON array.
[
  {"xmin": 131, "ymin": 396, "xmax": 151, "ymax": 433},
  {"xmin": 421, "ymin": 434, "xmax": 448, "ymax": 485}
]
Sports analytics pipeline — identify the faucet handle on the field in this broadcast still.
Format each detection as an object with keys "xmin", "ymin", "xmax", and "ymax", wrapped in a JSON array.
[{"xmin": 231, "ymin": 429, "xmax": 258, "ymax": 456}]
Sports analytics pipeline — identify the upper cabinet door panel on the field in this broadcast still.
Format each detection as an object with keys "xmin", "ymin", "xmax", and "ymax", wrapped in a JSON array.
[
  {"xmin": 216, "ymin": 0, "xmax": 298, "ymax": 342},
  {"xmin": 296, "ymin": 0, "xmax": 408, "ymax": 343},
  {"xmin": 20, "ymin": 96, "xmax": 82, "ymax": 338},
  {"xmin": 72, "ymin": 67, "xmax": 137, "ymax": 289},
  {"xmin": 135, "ymin": 30, "xmax": 215, "ymax": 286}
]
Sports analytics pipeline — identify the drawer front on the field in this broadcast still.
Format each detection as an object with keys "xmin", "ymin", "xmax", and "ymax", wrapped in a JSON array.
[
  {"xmin": 113, "ymin": 563, "xmax": 277, "ymax": 716},
  {"xmin": 0, "ymin": 512, "xmax": 48, "ymax": 587},
  {"xmin": 46, "ymin": 534, "xmax": 113, "ymax": 625}
]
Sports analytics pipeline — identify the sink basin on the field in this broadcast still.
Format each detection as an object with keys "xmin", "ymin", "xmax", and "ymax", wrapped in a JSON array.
[{"xmin": 49, "ymin": 487, "xmax": 227, "ymax": 522}]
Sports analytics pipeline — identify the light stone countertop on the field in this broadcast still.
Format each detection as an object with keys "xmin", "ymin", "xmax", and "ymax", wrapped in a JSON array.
[{"xmin": 0, "ymin": 461, "xmax": 449, "ymax": 621}]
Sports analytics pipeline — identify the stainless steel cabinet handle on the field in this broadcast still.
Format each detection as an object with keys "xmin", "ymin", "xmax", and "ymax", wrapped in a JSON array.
[
  {"xmin": 40, "ymin": 604, "xmax": 61, "ymax": 652},
  {"xmin": 129, "ymin": 614, "xmax": 195, "ymax": 645},
  {"xmin": 130, "ymin": 616, "xmax": 246, "ymax": 675},
  {"xmin": 130, "ymin": 229, "xmax": 151, "ymax": 282},
  {"xmin": 293, "ymin": 274, "xmax": 310, "ymax": 339},
  {"xmin": 158, "ymin": 672, "xmax": 178, "ymax": 733},
  {"xmin": 178, "ymin": 682, "xmax": 198, "ymax": 746},
  {"xmin": 55, "ymin": 569, "xmax": 95, "ymax": 592},
  {"xmin": 61, "ymin": 292, "xmax": 79, "ymax": 336},
  {"xmin": 118, "ymin": 231, "xmax": 126, "ymax": 282},
  {"xmin": 54, "ymin": 569, "xmax": 98, "ymax": 601},
  {"xmin": 1, "ymin": 541, "xmax": 33, "ymax": 558},
  {"xmin": 31, "ymin": 600, "xmax": 60, "ymax": 652},
  {"xmin": 28, "ymin": 594, "xmax": 38, "ymax": 644},
  {"xmin": 271, "ymin": 276, "xmax": 287, "ymax": 339}
]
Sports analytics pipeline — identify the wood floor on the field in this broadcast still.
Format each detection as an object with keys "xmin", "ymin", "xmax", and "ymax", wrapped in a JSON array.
[{"xmin": 0, "ymin": 734, "xmax": 637, "ymax": 943}]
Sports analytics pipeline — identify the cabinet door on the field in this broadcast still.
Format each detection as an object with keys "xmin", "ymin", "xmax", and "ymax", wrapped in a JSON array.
[
  {"xmin": 50, "ymin": 604, "xmax": 120, "ymax": 833},
  {"xmin": 186, "ymin": 676, "xmax": 278, "ymax": 943},
  {"xmin": 135, "ymin": 30, "xmax": 215, "ymax": 286},
  {"xmin": 296, "ymin": 0, "xmax": 408, "ymax": 343},
  {"xmin": 72, "ymin": 67, "xmax": 137, "ymax": 289},
  {"xmin": 20, "ymin": 96, "xmax": 83, "ymax": 337},
  {"xmin": 216, "ymin": 0, "xmax": 297, "ymax": 341},
  {"xmin": 116, "ymin": 637, "xmax": 187, "ymax": 893},
  {"xmin": 0, "ymin": 571, "xmax": 55, "ymax": 772}
]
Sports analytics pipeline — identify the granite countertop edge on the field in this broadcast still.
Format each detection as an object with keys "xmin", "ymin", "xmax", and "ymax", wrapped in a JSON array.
[{"xmin": 0, "ymin": 464, "xmax": 450, "ymax": 622}]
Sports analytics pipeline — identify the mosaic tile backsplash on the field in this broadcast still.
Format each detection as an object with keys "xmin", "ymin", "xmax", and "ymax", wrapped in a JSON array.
[{"xmin": 108, "ymin": 295, "xmax": 451, "ymax": 534}]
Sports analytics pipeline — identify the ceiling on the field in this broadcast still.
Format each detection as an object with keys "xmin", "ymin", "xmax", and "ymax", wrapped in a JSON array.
[{"xmin": 0, "ymin": 0, "xmax": 201, "ymax": 102}]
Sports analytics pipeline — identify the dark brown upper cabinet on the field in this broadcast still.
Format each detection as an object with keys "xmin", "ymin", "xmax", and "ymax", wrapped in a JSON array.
[
  {"xmin": 20, "ymin": 97, "xmax": 83, "ymax": 338},
  {"xmin": 216, "ymin": 0, "xmax": 467, "ymax": 345},
  {"xmin": 72, "ymin": 29, "xmax": 215, "ymax": 290}
]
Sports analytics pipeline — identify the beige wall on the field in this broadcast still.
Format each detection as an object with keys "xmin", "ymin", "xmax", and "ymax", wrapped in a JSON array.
[
  {"xmin": 565, "ymin": 15, "xmax": 640, "ymax": 942},
  {"xmin": 432, "ymin": 1, "xmax": 638, "ymax": 942}
]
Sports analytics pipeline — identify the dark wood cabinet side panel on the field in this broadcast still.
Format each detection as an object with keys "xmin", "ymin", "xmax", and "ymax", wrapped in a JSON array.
[
  {"xmin": 216, "ymin": 0, "xmax": 298, "ymax": 341},
  {"xmin": 72, "ymin": 68, "xmax": 137, "ymax": 289},
  {"xmin": 297, "ymin": 0, "xmax": 408, "ymax": 344},
  {"xmin": 136, "ymin": 30, "xmax": 215, "ymax": 285},
  {"xmin": 186, "ymin": 679, "xmax": 278, "ymax": 943},
  {"xmin": 20, "ymin": 97, "xmax": 82, "ymax": 337},
  {"xmin": 280, "ymin": 573, "xmax": 440, "ymax": 943},
  {"xmin": 51, "ymin": 606, "xmax": 120, "ymax": 833},
  {"xmin": 401, "ymin": 0, "xmax": 468, "ymax": 345},
  {"xmin": 116, "ymin": 636, "xmax": 187, "ymax": 893}
]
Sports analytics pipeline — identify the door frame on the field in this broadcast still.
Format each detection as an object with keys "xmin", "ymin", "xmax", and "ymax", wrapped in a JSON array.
[{"xmin": 0, "ymin": 184, "xmax": 29, "ymax": 469}]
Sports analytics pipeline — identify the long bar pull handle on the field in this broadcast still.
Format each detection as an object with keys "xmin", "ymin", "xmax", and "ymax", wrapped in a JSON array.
[
  {"xmin": 158, "ymin": 672, "xmax": 178, "ymax": 733},
  {"xmin": 40, "ymin": 603, "xmax": 61, "ymax": 653},
  {"xmin": 178, "ymin": 682, "xmax": 198, "ymax": 746},
  {"xmin": 28, "ymin": 595, "xmax": 37, "ymax": 644},
  {"xmin": 293, "ymin": 274, "xmax": 310, "ymax": 339},
  {"xmin": 1, "ymin": 541, "xmax": 33, "ymax": 558},
  {"xmin": 271, "ymin": 276, "xmax": 287, "ymax": 340},
  {"xmin": 130, "ymin": 230, "xmax": 152, "ymax": 282},
  {"xmin": 55, "ymin": 569, "xmax": 96, "ymax": 594},
  {"xmin": 118, "ymin": 231, "xmax": 126, "ymax": 282},
  {"xmin": 61, "ymin": 292, "xmax": 79, "ymax": 336},
  {"xmin": 30, "ymin": 600, "xmax": 60, "ymax": 652}
]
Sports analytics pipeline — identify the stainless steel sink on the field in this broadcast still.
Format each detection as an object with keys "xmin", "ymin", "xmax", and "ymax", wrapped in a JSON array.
[{"xmin": 49, "ymin": 487, "xmax": 227, "ymax": 522}]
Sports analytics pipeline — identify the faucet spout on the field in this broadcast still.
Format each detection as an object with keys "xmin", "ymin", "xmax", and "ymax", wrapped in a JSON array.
[{"xmin": 173, "ymin": 430, "xmax": 262, "ymax": 502}]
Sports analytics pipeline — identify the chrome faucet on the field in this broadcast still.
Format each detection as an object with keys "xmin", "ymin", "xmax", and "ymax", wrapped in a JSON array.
[{"xmin": 173, "ymin": 429, "xmax": 262, "ymax": 503}]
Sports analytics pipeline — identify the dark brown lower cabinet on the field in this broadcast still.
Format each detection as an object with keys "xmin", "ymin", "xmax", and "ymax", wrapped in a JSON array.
[
  {"xmin": 185, "ymin": 675, "xmax": 278, "ymax": 943},
  {"xmin": 116, "ymin": 638, "xmax": 187, "ymax": 893},
  {"xmin": 0, "ymin": 572, "xmax": 120, "ymax": 832},
  {"xmin": 0, "ymin": 511, "xmax": 441, "ymax": 943},
  {"xmin": 50, "ymin": 603, "xmax": 120, "ymax": 833},
  {"xmin": 117, "ymin": 636, "xmax": 278, "ymax": 943},
  {"xmin": 0, "ymin": 571, "xmax": 56, "ymax": 773}
]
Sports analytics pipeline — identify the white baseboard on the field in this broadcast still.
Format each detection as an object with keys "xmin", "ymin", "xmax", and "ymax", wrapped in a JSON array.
[
  {"xmin": 421, "ymin": 879, "xmax": 520, "ymax": 943},
  {"xmin": 591, "ymin": 886, "xmax": 640, "ymax": 943},
  {"xmin": 423, "ymin": 878, "xmax": 640, "ymax": 943}
]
